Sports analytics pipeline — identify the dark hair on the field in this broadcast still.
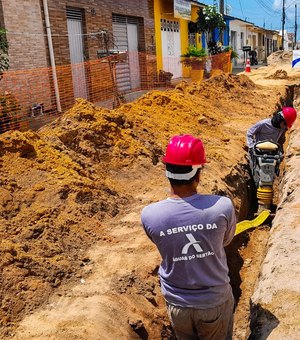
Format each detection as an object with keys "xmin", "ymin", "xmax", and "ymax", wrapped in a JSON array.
[
  {"xmin": 271, "ymin": 111, "xmax": 286, "ymax": 128},
  {"xmin": 166, "ymin": 163, "xmax": 201, "ymax": 186}
]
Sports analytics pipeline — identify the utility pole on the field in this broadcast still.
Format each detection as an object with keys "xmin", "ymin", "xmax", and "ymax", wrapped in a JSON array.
[
  {"xmin": 219, "ymin": 0, "xmax": 224, "ymax": 15},
  {"xmin": 219, "ymin": 0, "xmax": 225, "ymax": 44},
  {"xmin": 281, "ymin": 0, "xmax": 285, "ymax": 50},
  {"xmin": 295, "ymin": 4, "xmax": 297, "ymax": 49}
]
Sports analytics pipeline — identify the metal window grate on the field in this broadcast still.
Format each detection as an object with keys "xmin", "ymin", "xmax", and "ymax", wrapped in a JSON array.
[
  {"xmin": 66, "ymin": 8, "xmax": 82, "ymax": 21},
  {"xmin": 160, "ymin": 19, "xmax": 179, "ymax": 33},
  {"xmin": 112, "ymin": 14, "xmax": 138, "ymax": 25}
]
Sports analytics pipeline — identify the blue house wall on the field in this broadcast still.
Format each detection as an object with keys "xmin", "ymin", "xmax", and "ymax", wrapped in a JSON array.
[
  {"xmin": 201, "ymin": 15, "xmax": 234, "ymax": 48},
  {"xmin": 223, "ymin": 17, "xmax": 231, "ymax": 46}
]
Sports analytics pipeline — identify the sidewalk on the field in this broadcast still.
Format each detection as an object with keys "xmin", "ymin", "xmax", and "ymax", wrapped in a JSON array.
[{"xmin": 232, "ymin": 62, "xmax": 267, "ymax": 74}]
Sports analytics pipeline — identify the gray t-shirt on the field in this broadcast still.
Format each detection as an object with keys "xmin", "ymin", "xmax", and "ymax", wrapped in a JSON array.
[
  {"xmin": 246, "ymin": 118, "xmax": 286, "ymax": 148},
  {"xmin": 141, "ymin": 194, "xmax": 236, "ymax": 308}
]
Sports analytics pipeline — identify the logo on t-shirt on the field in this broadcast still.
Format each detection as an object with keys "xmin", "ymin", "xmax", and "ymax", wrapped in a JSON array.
[
  {"xmin": 182, "ymin": 234, "xmax": 203, "ymax": 254},
  {"xmin": 172, "ymin": 233, "xmax": 215, "ymax": 262}
]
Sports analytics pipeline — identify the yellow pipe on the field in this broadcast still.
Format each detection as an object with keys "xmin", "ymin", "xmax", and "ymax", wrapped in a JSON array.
[{"xmin": 235, "ymin": 210, "xmax": 270, "ymax": 235}]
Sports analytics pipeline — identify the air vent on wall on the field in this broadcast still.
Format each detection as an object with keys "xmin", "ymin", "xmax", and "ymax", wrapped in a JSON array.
[
  {"xmin": 66, "ymin": 8, "xmax": 82, "ymax": 20},
  {"xmin": 112, "ymin": 14, "xmax": 138, "ymax": 25}
]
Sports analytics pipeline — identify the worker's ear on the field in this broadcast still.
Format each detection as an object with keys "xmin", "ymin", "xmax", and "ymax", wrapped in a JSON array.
[{"xmin": 195, "ymin": 169, "xmax": 201, "ymax": 182}]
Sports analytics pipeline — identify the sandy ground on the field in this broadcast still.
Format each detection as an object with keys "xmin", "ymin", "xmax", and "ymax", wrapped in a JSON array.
[{"xmin": 1, "ymin": 52, "xmax": 300, "ymax": 339}]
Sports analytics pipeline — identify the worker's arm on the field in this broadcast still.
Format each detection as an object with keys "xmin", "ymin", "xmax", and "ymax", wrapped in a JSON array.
[
  {"xmin": 223, "ymin": 199, "xmax": 236, "ymax": 247},
  {"xmin": 141, "ymin": 207, "xmax": 155, "ymax": 243},
  {"xmin": 246, "ymin": 121, "xmax": 261, "ymax": 149},
  {"xmin": 277, "ymin": 130, "xmax": 286, "ymax": 150}
]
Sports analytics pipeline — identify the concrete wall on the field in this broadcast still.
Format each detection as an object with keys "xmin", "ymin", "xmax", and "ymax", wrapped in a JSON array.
[{"xmin": 229, "ymin": 20, "xmax": 248, "ymax": 66}]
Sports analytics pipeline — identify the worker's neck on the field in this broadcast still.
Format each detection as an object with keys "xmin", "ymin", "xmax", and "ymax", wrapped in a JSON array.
[{"xmin": 170, "ymin": 185, "xmax": 198, "ymax": 199}]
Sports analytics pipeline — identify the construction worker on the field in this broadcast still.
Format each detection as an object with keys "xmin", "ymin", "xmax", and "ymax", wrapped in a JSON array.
[
  {"xmin": 246, "ymin": 106, "xmax": 297, "ymax": 172},
  {"xmin": 141, "ymin": 134, "xmax": 236, "ymax": 340}
]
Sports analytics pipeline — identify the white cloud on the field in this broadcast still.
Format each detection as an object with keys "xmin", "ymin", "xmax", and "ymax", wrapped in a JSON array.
[
  {"xmin": 273, "ymin": 0, "xmax": 300, "ymax": 11},
  {"xmin": 273, "ymin": 0, "xmax": 282, "ymax": 10}
]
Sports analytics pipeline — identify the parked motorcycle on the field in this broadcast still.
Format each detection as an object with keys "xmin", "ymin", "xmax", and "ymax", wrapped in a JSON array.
[{"xmin": 249, "ymin": 50, "xmax": 258, "ymax": 65}]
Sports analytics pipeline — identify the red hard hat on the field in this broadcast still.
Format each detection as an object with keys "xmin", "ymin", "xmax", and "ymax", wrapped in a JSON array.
[
  {"xmin": 282, "ymin": 107, "xmax": 297, "ymax": 128},
  {"xmin": 163, "ymin": 134, "xmax": 206, "ymax": 166}
]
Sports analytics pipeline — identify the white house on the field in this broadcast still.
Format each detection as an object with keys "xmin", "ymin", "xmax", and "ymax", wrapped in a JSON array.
[{"xmin": 225, "ymin": 15, "xmax": 280, "ymax": 66}]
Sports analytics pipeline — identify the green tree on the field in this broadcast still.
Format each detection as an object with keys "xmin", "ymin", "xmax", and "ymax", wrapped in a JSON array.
[
  {"xmin": 0, "ymin": 28, "xmax": 9, "ymax": 79},
  {"xmin": 0, "ymin": 28, "xmax": 14, "ymax": 134},
  {"xmin": 195, "ymin": 5, "xmax": 226, "ymax": 55}
]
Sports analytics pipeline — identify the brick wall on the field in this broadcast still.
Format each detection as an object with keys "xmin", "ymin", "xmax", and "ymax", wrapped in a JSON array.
[
  {"xmin": 1, "ymin": 0, "xmax": 48, "ymax": 70},
  {"xmin": 48, "ymin": 0, "xmax": 155, "ymax": 65},
  {"xmin": 0, "ymin": 0, "xmax": 156, "ymax": 112},
  {"xmin": 0, "ymin": 0, "xmax": 53, "ymax": 115},
  {"xmin": 47, "ymin": 0, "xmax": 156, "ymax": 108}
]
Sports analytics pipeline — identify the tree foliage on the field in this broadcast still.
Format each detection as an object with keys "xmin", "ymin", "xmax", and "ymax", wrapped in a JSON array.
[
  {"xmin": 194, "ymin": 5, "xmax": 226, "ymax": 56},
  {"xmin": 0, "ymin": 28, "xmax": 9, "ymax": 79},
  {"xmin": 196, "ymin": 5, "xmax": 226, "ymax": 35}
]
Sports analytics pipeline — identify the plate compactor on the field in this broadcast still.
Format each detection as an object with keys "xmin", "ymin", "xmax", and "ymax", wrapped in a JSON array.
[
  {"xmin": 233, "ymin": 140, "xmax": 282, "ymax": 236},
  {"xmin": 250, "ymin": 140, "xmax": 283, "ymax": 211}
]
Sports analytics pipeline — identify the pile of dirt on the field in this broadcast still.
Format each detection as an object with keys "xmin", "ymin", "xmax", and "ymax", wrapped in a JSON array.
[
  {"xmin": 0, "ymin": 73, "xmax": 286, "ymax": 336},
  {"xmin": 0, "ymin": 128, "xmax": 128, "ymax": 331},
  {"xmin": 266, "ymin": 69, "xmax": 289, "ymax": 80},
  {"xmin": 267, "ymin": 50, "xmax": 292, "ymax": 66}
]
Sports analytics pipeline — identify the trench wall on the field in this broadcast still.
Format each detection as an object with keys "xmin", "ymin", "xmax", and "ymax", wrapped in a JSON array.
[{"xmin": 249, "ymin": 108, "xmax": 300, "ymax": 339}]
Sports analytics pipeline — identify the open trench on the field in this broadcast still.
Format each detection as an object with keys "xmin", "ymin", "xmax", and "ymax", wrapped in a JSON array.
[
  {"xmin": 125, "ymin": 85, "xmax": 298, "ymax": 340},
  {"xmin": 6, "ymin": 80, "xmax": 298, "ymax": 340},
  {"xmin": 224, "ymin": 84, "xmax": 297, "ymax": 340}
]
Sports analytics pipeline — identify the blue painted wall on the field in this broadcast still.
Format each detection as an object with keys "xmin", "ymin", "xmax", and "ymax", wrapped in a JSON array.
[{"xmin": 201, "ymin": 15, "xmax": 234, "ymax": 48}]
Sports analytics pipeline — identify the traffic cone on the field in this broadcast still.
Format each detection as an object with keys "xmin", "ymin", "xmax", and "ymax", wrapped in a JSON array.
[{"xmin": 245, "ymin": 59, "xmax": 251, "ymax": 72}]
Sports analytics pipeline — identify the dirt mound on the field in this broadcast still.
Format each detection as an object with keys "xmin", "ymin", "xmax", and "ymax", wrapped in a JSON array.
[
  {"xmin": 0, "ymin": 73, "xmax": 286, "ymax": 336},
  {"xmin": 0, "ymin": 128, "xmax": 128, "ymax": 331},
  {"xmin": 266, "ymin": 69, "xmax": 289, "ymax": 79},
  {"xmin": 267, "ymin": 50, "xmax": 292, "ymax": 66}
]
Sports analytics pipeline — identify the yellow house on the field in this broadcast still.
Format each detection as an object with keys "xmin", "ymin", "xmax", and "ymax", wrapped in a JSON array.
[{"xmin": 153, "ymin": 0, "xmax": 204, "ymax": 78}]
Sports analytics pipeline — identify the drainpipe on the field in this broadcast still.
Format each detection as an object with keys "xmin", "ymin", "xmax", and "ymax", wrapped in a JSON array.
[{"xmin": 42, "ymin": 0, "xmax": 62, "ymax": 112}]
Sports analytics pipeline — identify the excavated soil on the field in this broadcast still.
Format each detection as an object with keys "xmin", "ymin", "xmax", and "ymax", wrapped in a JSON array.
[
  {"xmin": 266, "ymin": 69, "xmax": 289, "ymax": 80},
  {"xmin": 0, "ymin": 69, "xmax": 294, "ymax": 339}
]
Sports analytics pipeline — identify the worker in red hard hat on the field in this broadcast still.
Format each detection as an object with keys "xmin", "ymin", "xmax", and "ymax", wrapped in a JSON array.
[
  {"xmin": 246, "ymin": 106, "xmax": 297, "ymax": 172},
  {"xmin": 247, "ymin": 106, "xmax": 297, "ymax": 150},
  {"xmin": 141, "ymin": 134, "xmax": 236, "ymax": 340}
]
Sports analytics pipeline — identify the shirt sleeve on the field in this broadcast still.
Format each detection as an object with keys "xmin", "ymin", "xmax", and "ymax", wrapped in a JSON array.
[
  {"xmin": 141, "ymin": 207, "xmax": 154, "ymax": 242},
  {"xmin": 246, "ymin": 121, "xmax": 262, "ymax": 148},
  {"xmin": 223, "ymin": 200, "xmax": 236, "ymax": 247}
]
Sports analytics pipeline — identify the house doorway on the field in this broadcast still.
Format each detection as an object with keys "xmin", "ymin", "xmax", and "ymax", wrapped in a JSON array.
[
  {"xmin": 230, "ymin": 31, "xmax": 237, "ymax": 65},
  {"xmin": 66, "ymin": 8, "xmax": 88, "ymax": 99},
  {"xmin": 161, "ymin": 19, "xmax": 182, "ymax": 79},
  {"xmin": 112, "ymin": 14, "xmax": 141, "ymax": 92}
]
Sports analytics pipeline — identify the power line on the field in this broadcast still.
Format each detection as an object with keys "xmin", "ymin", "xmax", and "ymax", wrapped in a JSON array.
[
  {"xmin": 238, "ymin": 0, "xmax": 245, "ymax": 17},
  {"xmin": 286, "ymin": 0, "xmax": 298, "ymax": 10},
  {"xmin": 252, "ymin": 0, "xmax": 280, "ymax": 17}
]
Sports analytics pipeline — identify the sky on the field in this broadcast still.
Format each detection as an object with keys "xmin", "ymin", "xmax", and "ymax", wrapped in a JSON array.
[{"xmin": 202, "ymin": 0, "xmax": 300, "ymax": 37}]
